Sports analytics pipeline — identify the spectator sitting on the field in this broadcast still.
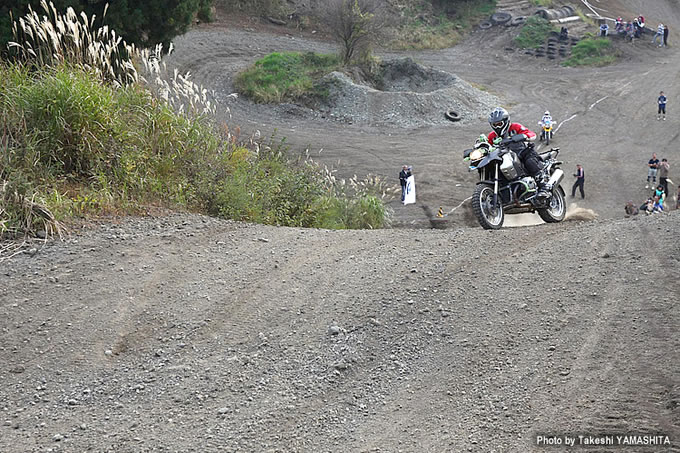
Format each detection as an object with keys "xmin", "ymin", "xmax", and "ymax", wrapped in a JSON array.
[
  {"xmin": 632, "ymin": 18, "xmax": 643, "ymax": 38},
  {"xmin": 625, "ymin": 22, "xmax": 635, "ymax": 41},
  {"xmin": 676, "ymin": 186, "xmax": 680, "ymax": 209},
  {"xmin": 600, "ymin": 22, "xmax": 609, "ymax": 37},
  {"xmin": 640, "ymin": 198, "xmax": 654, "ymax": 215},
  {"xmin": 615, "ymin": 17, "xmax": 623, "ymax": 29},
  {"xmin": 654, "ymin": 184, "xmax": 666, "ymax": 207},
  {"xmin": 653, "ymin": 195, "xmax": 664, "ymax": 213},
  {"xmin": 624, "ymin": 200, "xmax": 639, "ymax": 216}
]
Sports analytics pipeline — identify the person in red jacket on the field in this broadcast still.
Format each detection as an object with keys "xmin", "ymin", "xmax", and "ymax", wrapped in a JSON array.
[{"xmin": 486, "ymin": 107, "xmax": 550, "ymax": 198}]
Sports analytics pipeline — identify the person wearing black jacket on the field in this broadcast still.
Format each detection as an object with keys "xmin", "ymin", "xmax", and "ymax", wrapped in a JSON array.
[
  {"xmin": 399, "ymin": 165, "xmax": 412, "ymax": 202},
  {"xmin": 571, "ymin": 164, "xmax": 585, "ymax": 199}
]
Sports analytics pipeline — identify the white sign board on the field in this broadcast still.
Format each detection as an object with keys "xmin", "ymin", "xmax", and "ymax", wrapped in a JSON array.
[{"xmin": 403, "ymin": 175, "xmax": 416, "ymax": 205}]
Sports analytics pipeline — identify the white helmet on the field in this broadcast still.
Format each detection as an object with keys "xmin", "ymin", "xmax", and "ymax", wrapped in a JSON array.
[{"xmin": 544, "ymin": 110, "xmax": 550, "ymax": 116}]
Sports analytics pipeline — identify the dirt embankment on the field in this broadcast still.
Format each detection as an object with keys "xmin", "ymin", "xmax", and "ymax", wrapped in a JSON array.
[{"xmin": 1, "ymin": 212, "xmax": 679, "ymax": 452}]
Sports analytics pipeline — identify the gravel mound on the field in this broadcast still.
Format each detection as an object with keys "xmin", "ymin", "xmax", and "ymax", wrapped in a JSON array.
[{"xmin": 315, "ymin": 57, "xmax": 501, "ymax": 127}]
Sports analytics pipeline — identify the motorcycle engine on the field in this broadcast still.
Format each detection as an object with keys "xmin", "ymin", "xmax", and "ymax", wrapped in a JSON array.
[{"xmin": 520, "ymin": 176, "xmax": 537, "ymax": 191}]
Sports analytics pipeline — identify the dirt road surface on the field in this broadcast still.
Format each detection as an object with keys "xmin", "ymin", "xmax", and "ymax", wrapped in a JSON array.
[{"xmin": 1, "ymin": 1, "xmax": 679, "ymax": 452}]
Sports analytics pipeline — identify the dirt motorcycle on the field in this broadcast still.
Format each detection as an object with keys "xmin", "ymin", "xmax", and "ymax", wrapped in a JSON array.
[
  {"xmin": 463, "ymin": 135, "xmax": 566, "ymax": 229},
  {"xmin": 539, "ymin": 120, "xmax": 554, "ymax": 145}
]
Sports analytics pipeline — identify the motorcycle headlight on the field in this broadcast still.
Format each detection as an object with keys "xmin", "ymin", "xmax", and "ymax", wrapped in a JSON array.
[{"xmin": 470, "ymin": 149, "xmax": 484, "ymax": 161}]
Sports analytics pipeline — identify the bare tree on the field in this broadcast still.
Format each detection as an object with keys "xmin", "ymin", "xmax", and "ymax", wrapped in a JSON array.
[{"xmin": 321, "ymin": 0, "xmax": 388, "ymax": 65}]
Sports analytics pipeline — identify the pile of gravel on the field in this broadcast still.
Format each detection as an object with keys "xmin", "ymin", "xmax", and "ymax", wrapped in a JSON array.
[{"xmin": 314, "ymin": 57, "xmax": 501, "ymax": 128}]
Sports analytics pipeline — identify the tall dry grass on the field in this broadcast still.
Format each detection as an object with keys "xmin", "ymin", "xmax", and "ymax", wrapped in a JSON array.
[
  {"xmin": 0, "ymin": 1, "xmax": 391, "ymax": 255},
  {"xmin": 9, "ymin": 0, "xmax": 137, "ymax": 87}
]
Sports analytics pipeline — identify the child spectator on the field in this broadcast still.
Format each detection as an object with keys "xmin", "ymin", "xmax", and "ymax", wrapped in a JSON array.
[
  {"xmin": 658, "ymin": 91, "xmax": 667, "ymax": 120},
  {"xmin": 624, "ymin": 200, "xmax": 639, "ymax": 216},
  {"xmin": 654, "ymin": 185, "xmax": 666, "ymax": 208},
  {"xmin": 647, "ymin": 153, "xmax": 660, "ymax": 188},
  {"xmin": 663, "ymin": 25, "xmax": 669, "ymax": 46},
  {"xmin": 653, "ymin": 195, "xmax": 664, "ymax": 213}
]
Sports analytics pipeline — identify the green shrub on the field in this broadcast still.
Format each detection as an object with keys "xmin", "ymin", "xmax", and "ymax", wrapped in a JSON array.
[
  {"xmin": 514, "ymin": 16, "xmax": 557, "ymax": 48},
  {"xmin": 563, "ymin": 38, "xmax": 618, "ymax": 66},
  {"xmin": 234, "ymin": 52, "xmax": 341, "ymax": 103},
  {"xmin": 0, "ymin": 64, "xmax": 390, "ymax": 238}
]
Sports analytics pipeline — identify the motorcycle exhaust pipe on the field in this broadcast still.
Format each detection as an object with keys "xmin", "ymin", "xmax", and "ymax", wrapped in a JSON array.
[{"xmin": 547, "ymin": 168, "xmax": 564, "ymax": 189}]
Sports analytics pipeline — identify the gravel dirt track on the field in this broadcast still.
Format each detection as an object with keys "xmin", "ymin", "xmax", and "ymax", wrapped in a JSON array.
[{"xmin": 1, "ymin": 1, "xmax": 680, "ymax": 452}]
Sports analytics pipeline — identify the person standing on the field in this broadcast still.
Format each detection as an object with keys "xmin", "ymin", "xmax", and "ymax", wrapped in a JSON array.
[
  {"xmin": 652, "ymin": 23, "xmax": 664, "ymax": 45},
  {"xmin": 658, "ymin": 158, "xmax": 670, "ymax": 195},
  {"xmin": 399, "ymin": 165, "xmax": 411, "ymax": 202},
  {"xmin": 571, "ymin": 164, "xmax": 585, "ymax": 199},
  {"xmin": 663, "ymin": 24, "xmax": 669, "ymax": 47},
  {"xmin": 647, "ymin": 153, "xmax": 660, "ymax": 188},
  {"xmin": 658, "ymin": 91, "xmax": 667, "ymax": 120}
]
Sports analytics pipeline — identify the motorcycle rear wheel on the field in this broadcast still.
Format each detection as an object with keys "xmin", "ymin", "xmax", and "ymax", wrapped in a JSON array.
[
  {"xmin": 472, "ymin": 184, "xmax": 504, "ymax": 229},
  {"xmin": 537, "ymin": 185, "xmax": 566, "ymax": 223}
]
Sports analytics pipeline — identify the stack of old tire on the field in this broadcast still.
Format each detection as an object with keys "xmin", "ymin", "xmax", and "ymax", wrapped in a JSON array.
[
  {"xmin": 479, "ymin": 12, "xmax": 528, "ymax": 29},
  {"xmin": 534, "ymin": 5, "xmax": 575, "ymax": 20},
  {"xmin": 531, "ymin": 31, "xmax": 580, "ymax": 60}
]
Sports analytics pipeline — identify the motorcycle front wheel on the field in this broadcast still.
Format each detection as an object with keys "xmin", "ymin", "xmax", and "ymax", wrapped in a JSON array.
[
  {"xmin": 537, "ymin": 185, "xmax": 566, "ymax": 223},
  {"xmin": 472, "ymin": 184, "xmax": 504, "ymax": 229}
]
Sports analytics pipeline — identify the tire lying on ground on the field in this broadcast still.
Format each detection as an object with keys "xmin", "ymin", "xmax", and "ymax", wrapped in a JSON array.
[
  {"xmin": 510, "ymin": 16, "xmax": 527, "ymax": 26},
  {"xmin": 490, "ymin": 12, "xmax": 512, "ymax": 25},
  {"xmin": 479, "ymin": 20, "xmax": 493, "ymax": 29},
  {"xmin": 535, "ymin": 8, "xmax": 549, "ymax": 19},
  {"xmin": 445, "ymin": 110, "xmax": 461, "ymax": 122},
  {"xmin": 562, "ymin": 5, "xmax": 575, "ymax": 15}
]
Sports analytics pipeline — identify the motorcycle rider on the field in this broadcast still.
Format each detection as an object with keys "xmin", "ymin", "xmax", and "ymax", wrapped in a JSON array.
[
  {"xmin": 485, "ymin": 107, "xmax": 550, "ymax": 199},
  {"xmin": 538, "ymin": 110, "xmax": 553, "ymax": 141},
  {"xmin": 538, "ymin": 110, "xmax": 553, "ymax": 127}
]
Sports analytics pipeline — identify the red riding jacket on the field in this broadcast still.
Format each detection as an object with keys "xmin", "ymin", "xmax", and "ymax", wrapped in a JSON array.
[{"xmin": 487, "ymin": 123, "xmax": 536, "ymax": 145}]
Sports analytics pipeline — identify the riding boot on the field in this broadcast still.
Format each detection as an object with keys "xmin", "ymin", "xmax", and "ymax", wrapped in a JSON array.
[{"xmin": 535, "ymin": 172, "xmax": 550, "ymax": 199}]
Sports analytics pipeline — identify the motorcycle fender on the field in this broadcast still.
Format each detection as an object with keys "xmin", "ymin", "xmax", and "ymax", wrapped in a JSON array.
[{"xmin": 476, "ymin": 154, "xmax": 502, "ymax": 169}]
